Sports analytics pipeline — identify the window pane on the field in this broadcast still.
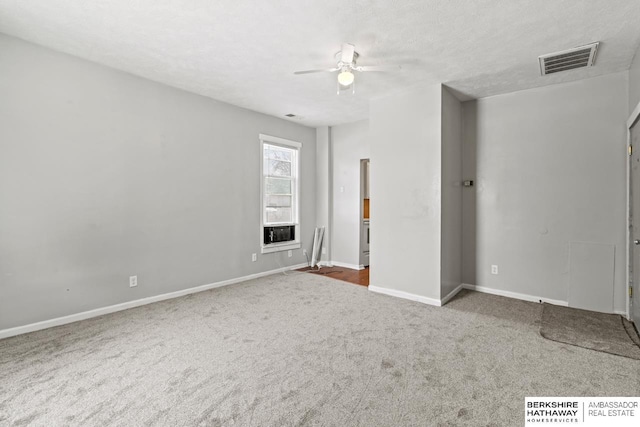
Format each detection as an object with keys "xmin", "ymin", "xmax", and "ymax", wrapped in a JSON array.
[
  {"xmin": 267, "ymin": 159, "xmax": 291, "ymax": 177},
  {"xmin": 266, "ymin": 195, "xmax": 291, "ymax": 207},
  {"xmin": 262, "ymin": 140, "xmax": 298, "ymax": 229},
  {"xmin": 266, "ymin": 207, "xmax": 292, "ymax": 223},
  {"xmin": 266, "ymin": 177, "xmax": 291, "ymax": 195},
  {"xmin": 264, "ymin": 145, "xmax": 292, "ymax": 161}
]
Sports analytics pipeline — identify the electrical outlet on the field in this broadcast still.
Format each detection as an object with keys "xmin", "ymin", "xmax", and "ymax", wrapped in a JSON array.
[
  {"xmin": 252, "ymin": 253, "xmax": 257, "ymax": 262},
  {"xmin": 322, "ymin": 247, "xmax": 327, "ymax": 255},
  {"xmin": 129, "ymin": 275, "xmax": 137, "ymax": 287},
  {"xmin": 303, "ymin": 249, "xmax": 307, "ymax": 256},
  {"xmin": 287, "ymin": 250, "xmax": 292, "ymax": 258},
  {"xmin": 491, "ymin": 265, "xmax": 498, "ymax": 275}
]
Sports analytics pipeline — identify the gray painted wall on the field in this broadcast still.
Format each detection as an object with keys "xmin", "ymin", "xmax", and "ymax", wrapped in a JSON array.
[
  {"xmin": 629, "ymin": 43, "xmax": 640, "ymax": 114},
  {"xmin": 461, "ymin": 101, "xmax": 477, "ymax": 285},
  {"xmin": 369, "ymin": 84, "xmax": 442, "ymax": 299},
  {"xmin": 0, "ymin": 34, "xmax": 316, "ymax": 330},
  {"xmin": 315, "ymin": 126, "xmax": 332, "ymax": 263},
  {"xmin": 440, "ymin": 87, "xmax": 463, "ymax": 298},
  {"xmin": 462, "ymin": 72, "xmax": 628, "ymax": 312},
  {"xmin": 330, "ymin": 120, "xmax": 370, "ymax": 267}
]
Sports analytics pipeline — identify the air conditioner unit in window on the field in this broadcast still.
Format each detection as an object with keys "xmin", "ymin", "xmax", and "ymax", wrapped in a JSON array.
[{"xmin": 263, "ymin": 225, "xmax": 295, "ymax": 245}]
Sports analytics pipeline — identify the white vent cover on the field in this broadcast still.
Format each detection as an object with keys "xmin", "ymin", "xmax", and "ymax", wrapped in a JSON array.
[{"xmin": 539, "ymin": 42, "xmax": 599, "ymax": 75}]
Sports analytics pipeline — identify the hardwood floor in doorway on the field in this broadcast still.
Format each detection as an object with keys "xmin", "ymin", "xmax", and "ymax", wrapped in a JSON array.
[{"xmin": 297, "ymin": 266, "xmax": 369, "ymax": 287}]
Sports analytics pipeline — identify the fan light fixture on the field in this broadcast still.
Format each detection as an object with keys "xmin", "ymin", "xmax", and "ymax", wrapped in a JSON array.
[
  {"xmin": 294, "ymin": 43, "xmax": 403, "ymax": 94},
  {"xmin": 337, "ymin": 70, "xmax": 354, "ymax": 86}
]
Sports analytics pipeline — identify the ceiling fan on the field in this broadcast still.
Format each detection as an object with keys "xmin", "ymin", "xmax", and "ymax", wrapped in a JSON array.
[{"xmin": 294, "ymin": 43, "xmax": 401, "ymax": 93}]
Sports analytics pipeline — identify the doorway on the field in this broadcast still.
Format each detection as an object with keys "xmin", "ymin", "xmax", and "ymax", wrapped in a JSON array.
[{"xmin": 360, "ymin": 159, "xmax": 370, "ymax": 268}]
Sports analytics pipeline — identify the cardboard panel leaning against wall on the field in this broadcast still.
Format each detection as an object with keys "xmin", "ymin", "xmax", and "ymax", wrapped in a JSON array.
[{"xmin": 0, "ymin": 34, "xmax": 316, "ymax": 334}]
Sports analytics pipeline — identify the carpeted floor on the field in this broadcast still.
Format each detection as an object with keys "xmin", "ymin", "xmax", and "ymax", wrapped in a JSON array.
[
  {"xmin": 1, "ymin": 272, "xmax": 639, "ymax": 426},
  {"xmin": 540, "ymin": 303, "xmax": 640, "ymax": 360}
]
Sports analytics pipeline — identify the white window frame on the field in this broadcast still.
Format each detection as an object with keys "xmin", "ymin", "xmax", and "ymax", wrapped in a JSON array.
[{"xmin": 260, "ymin": 134, "xmax": 301, "ymax": 254}]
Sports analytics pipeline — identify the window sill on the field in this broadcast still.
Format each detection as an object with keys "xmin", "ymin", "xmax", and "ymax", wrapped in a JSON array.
[{"xmin": 261, "ymin": 241, "xmax": 301, "ymax": 254}]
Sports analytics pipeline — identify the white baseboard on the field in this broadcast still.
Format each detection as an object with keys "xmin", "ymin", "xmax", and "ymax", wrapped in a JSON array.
[
  {"xmin": 316, "ymin": 260, "xmax": 364, "ymax": 270},
  {"xmin": 0, "ymin": 263, "xmax": 308, "ymax": 340},
  {"xmin": 368, "ymin": 285, "xmax": 441, "ymax": 306},
  {"xmin": 440, "ymin": 283, "xmax": 464, "ymax": 305},
  {"xmin": 461, "ymin": 283, "xmax": 568, "ymax": 306},
  {"xmin": 368, "ymin": 283, "xmax": 463, "ymax": 307},
  {"xmin": 330, "ymin": 261, "xmax": 364, "ymax": 270},
  {"xmin": 462, "ymin": 284, "xmax": 630, "ymax": 315}
]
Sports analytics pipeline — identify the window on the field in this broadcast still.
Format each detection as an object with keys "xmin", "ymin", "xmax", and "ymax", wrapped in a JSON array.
[
  {"xmin": 260, "ymin": 134, "xmax": 301, "ymax": 253},
  {"xmin": 264, "ymin": 143, "xmax": 296, "ymax": 224}
]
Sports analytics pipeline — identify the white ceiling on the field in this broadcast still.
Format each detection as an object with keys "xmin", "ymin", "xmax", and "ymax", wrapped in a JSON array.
[{"xmin": 1, "ymin": 0, "xmax": 639, "ymax": 127}]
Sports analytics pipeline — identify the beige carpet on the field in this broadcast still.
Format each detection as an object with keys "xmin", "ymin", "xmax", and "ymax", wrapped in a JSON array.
[
  {"xmin": 1, "ymin": 273, "xmax": 639, "ymax": 426},
  {"xmin": 540, "ymin": 303, "xmax": 640, "ymax": 360}
]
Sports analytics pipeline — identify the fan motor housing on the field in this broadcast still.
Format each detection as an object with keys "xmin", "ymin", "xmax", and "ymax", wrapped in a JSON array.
[{"xmin": 335, "ymin": 50, "xmax": 359, "ymax": 65}]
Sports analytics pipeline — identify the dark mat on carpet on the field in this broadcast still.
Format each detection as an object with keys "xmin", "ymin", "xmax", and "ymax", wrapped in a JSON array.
[{"xmin": 540, "ymin": 303, "xmax": 640, "ymax": 360}]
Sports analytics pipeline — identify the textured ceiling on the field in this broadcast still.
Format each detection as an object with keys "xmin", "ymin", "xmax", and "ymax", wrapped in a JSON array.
[{"xmin": 1, "ymin": 1, "xmax": 640, "ymax": 127}]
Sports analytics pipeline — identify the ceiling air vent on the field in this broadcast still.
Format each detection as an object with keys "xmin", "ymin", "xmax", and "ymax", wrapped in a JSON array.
[
  {"xmin": 538, "ymin": 42, "xmax": 599, "ymax": 76},
  {"xmin": 285, "ymin": 113, "xmax": 296, "ymax": 117}
]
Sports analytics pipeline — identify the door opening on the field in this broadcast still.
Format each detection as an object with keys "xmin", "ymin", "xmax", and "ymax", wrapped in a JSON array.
[{"xmin": 360, "ymin": 159, "xmax": 370, "ymax": 270}]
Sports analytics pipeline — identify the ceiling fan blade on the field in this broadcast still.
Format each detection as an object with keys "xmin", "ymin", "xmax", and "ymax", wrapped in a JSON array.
[
  {"xmin": 294, "ymin": 68, "xmax": 339, "ymax": 75},
  {"xmin": 356, "ymin": 65, "xmax": 402, "ymax": 72},
  {"xmin": 340, "ymin": 43, "xmax": 355, "ymax": 63}
]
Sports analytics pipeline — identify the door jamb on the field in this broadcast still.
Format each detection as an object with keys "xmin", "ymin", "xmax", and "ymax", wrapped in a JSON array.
[{"xmin": 626, "ymin": 101, "xmax": 640, "ymax": 320}]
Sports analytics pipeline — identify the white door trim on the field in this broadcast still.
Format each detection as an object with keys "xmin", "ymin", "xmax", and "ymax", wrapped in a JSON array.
[
  {"xmin": 628, "ymin": 102, "xmax": 640, "ymax": 130},
  {"xmin": 626, "ymin": 101, "xmax": 640, "ymax": 321}
]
